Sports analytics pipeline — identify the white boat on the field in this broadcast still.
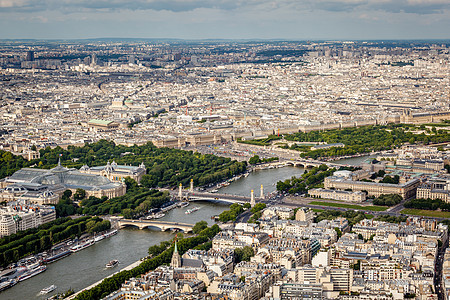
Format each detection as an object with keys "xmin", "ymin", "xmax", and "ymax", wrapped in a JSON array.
[
  {"xmin": 39, "ymin": 284, "xmax": 57, "ymax": 294},
  {"xmin": 103, "ymin": 229, "xmax": 118, "ymax": 238},
  {"xmin": 185, "ymin": 207, "xmax": 200, "ymax": 214},
  {"xmin": 106, "ymin": 260, "xmax": 119, "ymax": 268},
  {"xmin": 0, "ymin": 279, "xmax": 17, "ymax": 292},
  {"xmin": 18, "ymin": 265, "xmax": 46, "ymax": 282},
  {"xmin": 94, "ymin": 235, "xmax": 105, "ymax": 242},
  {"xmin": 153, "ymin": 213, "xmax": 165, "ymax": 219},
  {"xmin": 70, "ymin": 239, "xmax": 95, "ymax": 253},
  {"xmin": 180, "ymin": 202, "xmax": 189, "ymax": 208}
]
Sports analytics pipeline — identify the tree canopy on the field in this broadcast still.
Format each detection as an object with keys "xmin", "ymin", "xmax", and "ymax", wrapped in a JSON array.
[{"xmin": 0, "ymin": 140, "xmax": 247, "ymax": 189}]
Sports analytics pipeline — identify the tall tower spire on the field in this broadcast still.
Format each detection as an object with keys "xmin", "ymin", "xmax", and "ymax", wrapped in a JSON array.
[
  {"xmin": 178, "ymin": 183, "xmax": 183, "ymax": 201},
  {"xmin": 171, "ymin": 238, "xmax": 181, "ymax": 268},
  {"xmin": 250, "ymin": 189, "xmax": 255, "ymax": 207}
]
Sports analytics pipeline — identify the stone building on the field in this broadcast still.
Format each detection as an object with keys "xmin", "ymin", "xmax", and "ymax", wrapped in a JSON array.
[
  {"xmin": 79, "ymin": 161, "xmax": 146, "ymax": 184},
  {"xmin": 0, "ymin": 201, "xmax": 56, "ymax": 237},
  {"xmin": 0, "ymin": 160, "xmax": 126, "ymax": 203}
]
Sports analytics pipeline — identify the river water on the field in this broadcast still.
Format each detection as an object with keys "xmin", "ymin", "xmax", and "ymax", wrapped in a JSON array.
[{"xmin": 3, "ymin": 157, "xmax": 367, "ymax": 299}]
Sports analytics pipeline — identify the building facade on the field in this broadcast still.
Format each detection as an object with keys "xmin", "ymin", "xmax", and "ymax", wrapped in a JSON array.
[{"xmin": 79, "ymin": 161, "xmax": 146, "ymax": 184}]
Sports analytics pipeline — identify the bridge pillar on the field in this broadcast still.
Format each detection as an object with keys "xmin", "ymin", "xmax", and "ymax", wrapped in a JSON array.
[
  {"xmin": 178, "ymin": 183, "xmax": 183, "ymax": 200},
  {"xmin": 190, "ymin": 179, "xmax": 194, "ymax": 193},
  {"xmin": 250, "ymin": 189, "xmax": 255, "ymax": 207},
  {"xmin": 260, "ymin": 184, "xmax": 264, "ymax": 200}
]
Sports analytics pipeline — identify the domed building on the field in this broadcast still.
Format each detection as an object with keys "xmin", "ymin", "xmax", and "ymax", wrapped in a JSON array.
[
  {"xmin": 79, "ymin": 161, "xmax": 146, "ymax": 184},
  {"xmin": 0, "ymin": 159, "xmax": 126, "ymax": 205}
]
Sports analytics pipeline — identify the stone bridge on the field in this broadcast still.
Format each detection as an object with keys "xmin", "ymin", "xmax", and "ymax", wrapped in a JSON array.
[
  {"xmin": 283, "ymin": 158, "xmax": 346, "ymax": 169},
  {"xmin": 118, "ymin": 219, "xmax": 194, "ymax": 232}
]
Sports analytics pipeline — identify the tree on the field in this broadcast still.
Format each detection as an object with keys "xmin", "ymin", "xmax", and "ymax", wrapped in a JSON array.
[
  {"xmin": 248, "ymin": 155, "xmax": 261, "ymax": 165},
  {"xmin": 63, "ymin": 189, "xmax": 73, "ymax": 199},
  {"xmin": 124, "ymin": 177, "xmax": 138, "ymax": 190},
  {"xmin": 318, "ymin": 164, "xmax": 328, "ymax": 171},
  {"xmin": 380, "ymin": 175, "xmax": 399, "ymax": 184},
  {"xmin": 373, "ymin": 194, "xmax": 402, "ymax": 206},
  {"xmin": 251, "ymin": 203, "xmax": 266, "ymax": 214},
  {"xmin": 74, "ymin": 188, "xmax": 87, "ymax": 201},
  {"xmin": 334, "ymin": 227, "xmax": 342, "ymax": 239},
  {"xmin": 192, "ymin": 221, "xmax": 208, "ymax": 234},
  {"xmin": 352, "ymin": 260, "xmax": 361, "ymax": 271},
  {"xmin": 234, "ymin": 246, "xmax": 255, "ymax": 263}
]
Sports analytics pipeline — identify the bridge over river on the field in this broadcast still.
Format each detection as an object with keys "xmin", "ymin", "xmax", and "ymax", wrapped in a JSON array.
[
  {"xmin": 118, "ymin": 219, "xmax": 194, "ymax": 232},
  {"xmin": 187, "ymin": 191, "xmax": 252, "ymax": 204}
]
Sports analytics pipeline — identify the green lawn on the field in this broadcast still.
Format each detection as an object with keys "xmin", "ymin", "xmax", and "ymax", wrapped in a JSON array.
[
  {"xmin": 400, "ymin": 209, "xmax": 450, "ymax": 218},
  {"xmin": 310, "ymin": 201, "xmax": 388, "ymax": 211},
  {"xmin": 422, "ymin": 123, "xmax": 450, "ymax": 127}
]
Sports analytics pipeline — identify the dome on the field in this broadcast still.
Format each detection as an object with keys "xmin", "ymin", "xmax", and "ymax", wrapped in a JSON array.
[
  {"xmin": 40, "ymin": 190, "xmax": 54, "ymax": 198},
  {"xmin": 51, "ymin": 157, "xmax": 69, "ymax": 174},
  {"xmin": 80, "ymin": 165, "xmax": 90, "ymax": 171},
  {"xmin": 5, "ymin": 185, "xmax": 26, "ymax": 193},
  {"xmin": 104, "ymin": 161, "xmax": 114, "ymax": 173}
]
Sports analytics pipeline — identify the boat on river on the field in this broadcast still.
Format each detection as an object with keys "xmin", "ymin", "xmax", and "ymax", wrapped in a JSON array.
[
  {"xmin": 94, "ymin": 234, "xmax": 105, "ymax": 242},
  {"xmin": 70, "ymin": 239, "xmax": 95, "ymax": 253},
  {"xmin": 185, "ymin": 207, "xmax": 200, "ymax": 214},
  {"xmin": 42, "ymin": 250, "xmax": 71, "ymax": 264},
  {"xmin": 153, "ymin": 213, "xmax": 165, "ymax": 219},
  {"xmin": 0, "ymin": 279, "xmax": 17, "ymax": 292},
  {"xmin": 39, "ymin": 284, "xmax": 57, "ymax": 294},
  {"xmin": 104, "ymin": 229, "xmax": 118, "ymax": 238},
  {"xmin": 18, "ymin": 265, "xmax": 46, "ymax": 282},
  {"xmin": 106, "ymin": 260, "xmax": 119, "ymax": 268}
]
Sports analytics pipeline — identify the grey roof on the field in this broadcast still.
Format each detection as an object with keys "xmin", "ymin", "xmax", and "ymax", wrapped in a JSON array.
[
  {"xmin": 7, "ymin": 166, "xmax": 122, "ymax": 191},
  {"xmin": 181, "ymin": 258, "xmax": 204, "ymax": 268}
]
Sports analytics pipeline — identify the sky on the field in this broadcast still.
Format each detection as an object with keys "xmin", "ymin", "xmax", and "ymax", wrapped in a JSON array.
[{"xmin": 0, "ymin": 0, "xmax": 449, "ymax": 40}]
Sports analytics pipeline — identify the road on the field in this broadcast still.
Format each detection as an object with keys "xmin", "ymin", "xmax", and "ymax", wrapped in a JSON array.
[
  {"xmin": 278, "ymin": 196, "xmax": 450, "ymax": 221},
  {"xmin": 434, "ymin": 238, "xmax": 448, "ymax": 300}
]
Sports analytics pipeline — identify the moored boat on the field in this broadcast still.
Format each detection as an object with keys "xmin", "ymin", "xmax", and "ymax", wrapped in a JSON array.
[
  {"xmin": 103, "ymin": 229, "xmax": 118, "ymax": 238},
  {"xmin": 94, "ymin": 234, "xmax": 106, "ymax": 242},
  {"xmin": 70, "ymin": 239, "xmax": 95, "ymax": 253},
  {"xmin": 153, "ymin": 213, "xmax": 165, "ymax": 219},
  {"xmin": 0, "ymin": 279, "xmax": 17, "ymax": 292},
  {"xmin": 18, "ymin": 265, "xmax": 46, "ymax": 282},
  {"xmin": 42, "ymin": 250, "xmax": 71, "ymax": 264}
]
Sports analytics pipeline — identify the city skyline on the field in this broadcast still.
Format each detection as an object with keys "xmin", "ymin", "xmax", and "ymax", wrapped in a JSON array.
[{"xmin": 0, "ymin": 0, "xmax": 450, "ymax": 40}]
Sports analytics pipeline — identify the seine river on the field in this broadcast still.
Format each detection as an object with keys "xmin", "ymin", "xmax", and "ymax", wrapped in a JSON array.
[{"xmin": 3, "ymin": 156, "xmax": 367, "ymax": 299}]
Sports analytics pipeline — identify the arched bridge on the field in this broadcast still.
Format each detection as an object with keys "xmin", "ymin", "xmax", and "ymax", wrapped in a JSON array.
[
  {"xmin": 188, "ymin": 192, "xmax": 252, "ymax": 204},
  {"xmin": 283, "ymin": 158, "xmax": 345, "ymax": 169},
  {"xmin": 118, "ymin": 219, "xmax": 194, "ymax": 232}
]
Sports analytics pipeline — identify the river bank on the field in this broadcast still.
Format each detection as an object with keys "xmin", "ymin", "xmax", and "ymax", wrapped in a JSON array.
[{"xmin": 1, "ymin": 157, "xmax": 369, "ymax": 300}]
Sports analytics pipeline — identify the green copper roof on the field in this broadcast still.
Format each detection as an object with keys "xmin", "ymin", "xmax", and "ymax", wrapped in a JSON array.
[{"xmin": 88, "ymin": 119, "xmax": 113, "ymax": 125}]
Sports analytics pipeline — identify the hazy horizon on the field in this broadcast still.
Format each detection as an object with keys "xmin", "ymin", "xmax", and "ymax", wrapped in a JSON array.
[{"xmin": 0, "ymin": 0, "xmax": 449, "ymax": 40}]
